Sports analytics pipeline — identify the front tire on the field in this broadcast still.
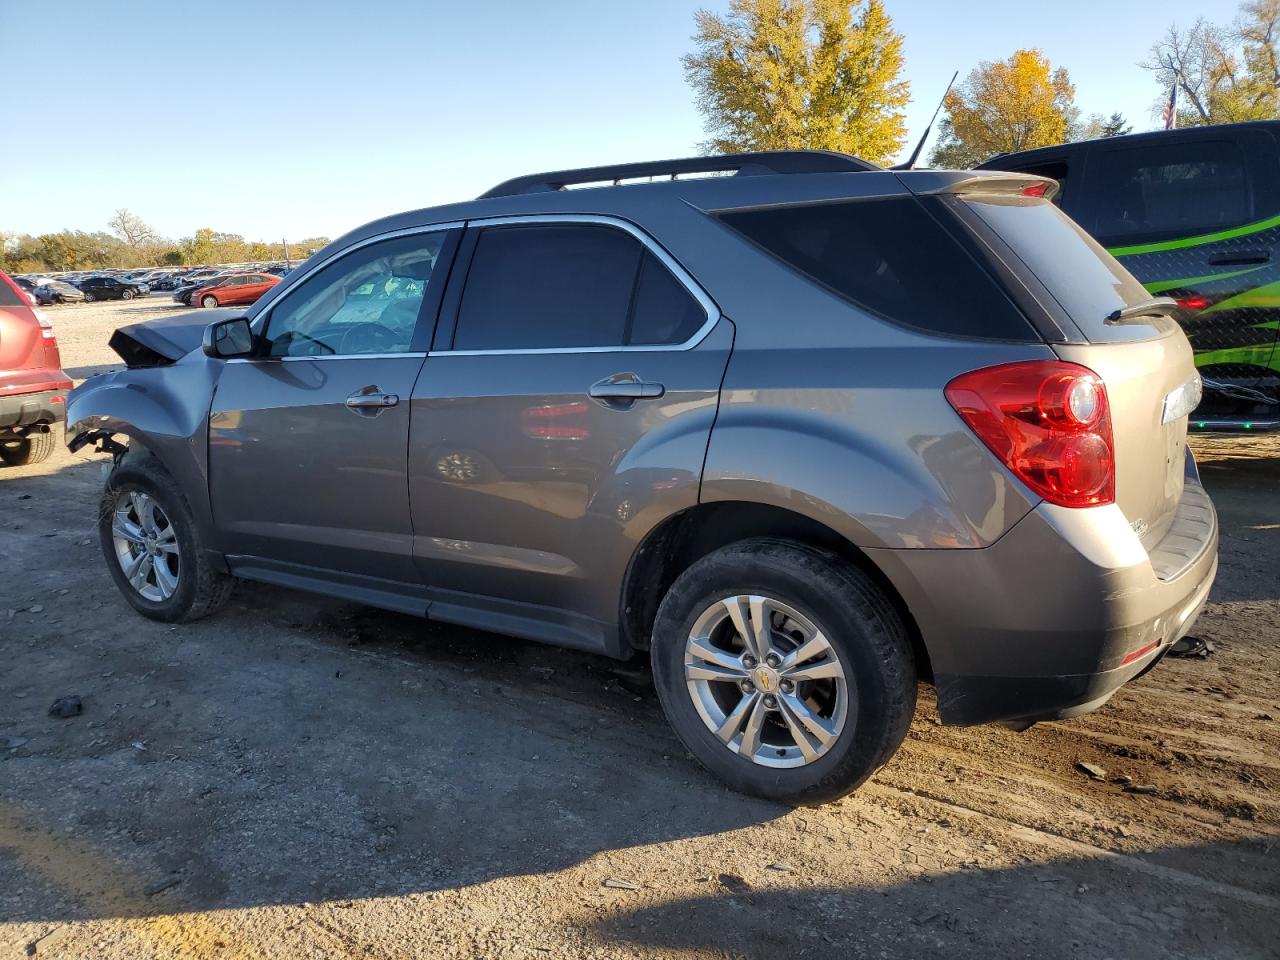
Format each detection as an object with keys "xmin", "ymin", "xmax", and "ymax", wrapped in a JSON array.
[
  {"xmin": 122, "ymin": 289, "xmax": 135, "ymax": 300},
  {"xmin": 84, "ymin": 292, "xmax": 96, "ymax": 302},
  {"xmin": 0, "ymin": 430, "xmax": 57, "ymax": 466},
  {"xmin": 651, "ymin": 539, "xmax": 916, "ymax": 805},
  {"xmin": 99, "ymin": 454, "xmax": 233, "ymax": 622},
  {"xmin": 201, "ymin": 295, "xmax": 219, "ymax": 308}
]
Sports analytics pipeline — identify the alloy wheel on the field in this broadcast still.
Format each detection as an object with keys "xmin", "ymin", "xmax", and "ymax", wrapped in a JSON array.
[
  {"xmin": 684, "ymin": 594, "xmax": 849, "ymax": 768},
  {"xmin": 111, "ymin": 491, "xmax": 180, "ymax": 602}
]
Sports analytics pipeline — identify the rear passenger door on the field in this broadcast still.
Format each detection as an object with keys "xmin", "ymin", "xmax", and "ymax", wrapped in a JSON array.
[
  {"xmin": 407, "ymin": 216, "xmax": 732, "ymax": 650},
  {"xmin": 1082, "ymin": 131, "xmax": 1280, "ymax": 392}
]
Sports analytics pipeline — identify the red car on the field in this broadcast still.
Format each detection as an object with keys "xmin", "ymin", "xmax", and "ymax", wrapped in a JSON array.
[
  {"xmin": 192, "ymin": 272, "xmax": 281, "ymax": 309},
  {"xmin": 1, "ymin": 270, "xmax": 73, "ymax": 466}
]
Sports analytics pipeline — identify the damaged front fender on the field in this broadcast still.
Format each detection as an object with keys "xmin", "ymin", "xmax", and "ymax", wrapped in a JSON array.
[{"xmin": 65, "ymin": 351, "xmax": 225, "ymax": 536}]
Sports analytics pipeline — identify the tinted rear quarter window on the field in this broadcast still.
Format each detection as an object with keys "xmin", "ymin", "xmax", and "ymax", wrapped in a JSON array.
[
  {"xmin": 628, "ymin": 251, "xmax": 706, "ymax": 345},
  {"xmin": 715, "ymin": 196, "xmax": 1037, "ymax": 341},
  {"xmin": 0, "ymin": 275, "xmax": 25, "ymax": 307},
  {"xmin": 1092, "ymin": 139, "xmax": 1251, "ymax": 246}
]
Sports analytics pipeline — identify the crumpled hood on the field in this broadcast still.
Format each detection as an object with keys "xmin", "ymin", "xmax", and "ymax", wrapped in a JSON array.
[{"xmin": 109, "ymin": 308, "xmax": 242, "ymax": 366}]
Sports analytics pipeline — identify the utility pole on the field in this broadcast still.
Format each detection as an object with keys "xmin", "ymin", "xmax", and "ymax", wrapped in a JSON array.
[{"xmin": 283, "ymin": 238, "xmax": 291, "ymax": 269}]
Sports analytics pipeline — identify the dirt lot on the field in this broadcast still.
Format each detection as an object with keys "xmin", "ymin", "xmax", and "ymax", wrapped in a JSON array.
[{"xmin": 2, "ymin": 296, "xmax": 1278, "ymax": 959}]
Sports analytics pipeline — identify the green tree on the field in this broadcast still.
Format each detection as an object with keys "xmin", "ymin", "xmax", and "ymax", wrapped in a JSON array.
[
  {"xmin": 1100, "ymin": 111, "xmax": 1133, "ymax": 136},
  {"xmin": 926, "ymin": 118, "xmax": 985, "ymax": 168},
  {"xmin": 1073, "ymin": 110, "xmax": 1133, "ymax": 141},
  {"xmin": 683, "ymin": 0, "xmax": 910, "ymax": 165},
  {"xmin": 930, "ymin": 49, "xmax": 1076, "ymax": 166},
  {"xmin": 1144, "ymin": 1, "xmax": 1279, "ymax": 124},
  {"xmin": 182, "ymin": 228, "xmax": 217, "ymax": 265}
]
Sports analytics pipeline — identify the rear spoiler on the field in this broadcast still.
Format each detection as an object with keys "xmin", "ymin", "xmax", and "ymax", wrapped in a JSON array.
[{"xmin": 897, "ymin": 171, "xmax": 1060, "ymax": 202}]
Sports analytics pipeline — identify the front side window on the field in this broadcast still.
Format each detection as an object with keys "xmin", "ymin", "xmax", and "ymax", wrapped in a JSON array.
[
  {"xmin": 263, "ymin": 231, "xmax": 445, "ymax": 357},
  {"xmin": 1093, "ymin": 140, "xmax": 1251, "ymax": 246},
  {"xmin": 451, "ymin": 223, "xmax": 706, "ymax": 351}
]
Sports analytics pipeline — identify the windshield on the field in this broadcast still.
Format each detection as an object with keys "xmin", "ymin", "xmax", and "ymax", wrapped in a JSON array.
[{"xmin": 962, "ymin": 196, "xmax": 1175, "ymax": 342}]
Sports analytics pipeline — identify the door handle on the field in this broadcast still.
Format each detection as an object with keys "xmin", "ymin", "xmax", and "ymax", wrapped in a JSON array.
[
  {"xmin": 589, "ymin": 374, "xmax": 665, "ymax": 407},
  {"xmin": 345, "ymin": 388, "xmax": 399, "ymax": 411}
]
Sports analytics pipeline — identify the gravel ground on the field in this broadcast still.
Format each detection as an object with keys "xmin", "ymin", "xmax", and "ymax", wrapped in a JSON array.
[{"xmin": 2, "ymin": 297, "xmax": 1278, "ymax": 959}]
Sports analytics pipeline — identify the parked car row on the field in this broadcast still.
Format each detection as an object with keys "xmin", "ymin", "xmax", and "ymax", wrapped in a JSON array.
[{"xmin": 6, "ymin": 263, "xmax": 294, "ymax": 309}]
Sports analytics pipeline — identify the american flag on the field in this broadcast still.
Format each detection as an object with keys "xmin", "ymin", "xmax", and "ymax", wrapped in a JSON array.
[{"xmin": 1163, "ymin": 80, "xmax": 1178, "ymax": 130}]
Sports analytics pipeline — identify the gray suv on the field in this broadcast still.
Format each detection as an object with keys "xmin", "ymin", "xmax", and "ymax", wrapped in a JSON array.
[{"xmin": 66, "ymin": 151, "xmax": 1218, "ymax": 804}]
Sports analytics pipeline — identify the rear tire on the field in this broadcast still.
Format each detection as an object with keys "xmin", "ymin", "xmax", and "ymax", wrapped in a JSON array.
[
  {"xmin": 651, "ymin": 538, "xmax": 916, "ymax": 805},
  {"xmin": 99, "ymin": 454, "xmax": 234, "ymax": 622},
  {"xmin": 122, "ymin": 289, "xmax": 135, "ymax": 300},
  {"xmin": 0, "ymin": 430, "xmax": 57, "ymax": 466}
]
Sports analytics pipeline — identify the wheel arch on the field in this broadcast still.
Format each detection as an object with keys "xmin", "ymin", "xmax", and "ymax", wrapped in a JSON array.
[
  {"xmin": 65, "ymin": 362, "xmax": 223, "ymax": 545},
  {"xmin": 619, "ymin": 500, "xmax": 931, "ymax": 680}
]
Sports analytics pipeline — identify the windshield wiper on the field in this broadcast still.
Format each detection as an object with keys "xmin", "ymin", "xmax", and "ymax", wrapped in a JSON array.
[{"xmin": 1105, "ymin": 296, "xmax": 1179, "ymax": 325}]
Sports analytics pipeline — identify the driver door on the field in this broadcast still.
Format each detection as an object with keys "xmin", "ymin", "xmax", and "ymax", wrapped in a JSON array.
[{"xmin": 207, "ymin": 227, "xmax": 459, "ymax": 586}]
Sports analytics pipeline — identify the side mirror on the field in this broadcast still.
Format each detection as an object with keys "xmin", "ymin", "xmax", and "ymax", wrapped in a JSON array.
[{"xmin": 202, "ymin": 317, "xmax": 255, "ymax": 359}]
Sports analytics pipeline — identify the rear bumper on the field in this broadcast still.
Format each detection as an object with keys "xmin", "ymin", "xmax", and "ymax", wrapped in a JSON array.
[
  {"xmin": 0, "ymin": 388, "xmax": 69, "ymax": 431},
  {"xmin": 867, "ymin": 477, "xmax": 1218, "ymax": 726}
]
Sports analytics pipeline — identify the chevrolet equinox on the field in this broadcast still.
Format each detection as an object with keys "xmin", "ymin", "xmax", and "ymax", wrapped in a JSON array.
[{"xmin": 66, "ymin": 151, "xmax": 1218, "ymax": 804}]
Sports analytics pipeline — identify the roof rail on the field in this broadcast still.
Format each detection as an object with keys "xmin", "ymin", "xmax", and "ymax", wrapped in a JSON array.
[{"xmin": 478, "ymin": 150, "xmax": 877, "ymax": 199}]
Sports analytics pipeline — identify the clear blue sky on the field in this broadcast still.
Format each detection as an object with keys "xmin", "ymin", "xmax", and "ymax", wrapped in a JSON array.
[{"xmin": 0, "ymin": 0, "xmax": 1239, "ymax": 243}]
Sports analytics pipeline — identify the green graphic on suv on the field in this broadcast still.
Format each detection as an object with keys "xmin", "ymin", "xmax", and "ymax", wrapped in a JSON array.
[{"xmin": 980, "ymin": 121, "xmax": 1280, "ymax": 418}]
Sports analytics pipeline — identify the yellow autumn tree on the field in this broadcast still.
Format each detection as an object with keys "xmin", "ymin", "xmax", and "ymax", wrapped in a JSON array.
[
  {"xmin": 933, "ymin": 49, "xmax": 1076, "ymax": 165},
  {"xmin": 683, "ymin": 0, "xmax": 910, "ymax": 165}
]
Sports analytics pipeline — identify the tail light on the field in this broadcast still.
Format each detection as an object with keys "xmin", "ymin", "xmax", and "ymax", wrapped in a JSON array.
[
  {"xmin": 34, "ymin": 308, "xmax": 58, "ymax": 348},
  {"xmin": 945, "ymin": 360, "xmax": 1114, "ymax": 508}
]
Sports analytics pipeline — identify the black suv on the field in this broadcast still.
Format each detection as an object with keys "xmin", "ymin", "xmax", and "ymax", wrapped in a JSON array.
[
  {"xmin": 78, "ymin": 276, "xmax": 144, "ymax": 302},
  {"xmin": 979, "ymin": 121, "xmax": 1280, "ymax": 429}
]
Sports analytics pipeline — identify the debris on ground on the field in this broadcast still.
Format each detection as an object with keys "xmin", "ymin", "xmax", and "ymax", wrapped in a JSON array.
[
  {"xmin": 47, "ymin": 696, "xmax": 82, "ymax": 719},
  {"xmin": 143, "ymin": 876, "xmax": 183, "ymax": 896},
  {"xmin": 1168, "ymin": 636, "xmax": 1215, "ymax": 658},
  {"xmin": 601, "ymin": 878, "xmax": 639, "ymax": 890},
  {"xmin": 1123, "ymin": 784, "xmax": 1158, "ymax": 795},
  {"xmin": 27, "ymin": 924, "xmax": 71, "ymax": 955},
  {"xmin": 1076, "ymin": 761, "xmax": 1108, "ymax": 780}
]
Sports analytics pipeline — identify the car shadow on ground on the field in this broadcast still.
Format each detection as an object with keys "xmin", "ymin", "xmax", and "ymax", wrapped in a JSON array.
[
  {"xmin": 2, "ymin": 443, "xmax": 1277, "ymax": 952},
  {"xmin": 584, "ymin": 838, "xmax": 1279, "ymax": 959}
]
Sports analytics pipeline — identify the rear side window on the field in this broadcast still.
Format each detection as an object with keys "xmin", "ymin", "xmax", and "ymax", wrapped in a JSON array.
[
  {"xmin": 716, "ymin": 197, "xmax": 1037, "ymax": 341},
  {"xmin": 1092, "ymin": 140, "xmax": 1251, "ymax": 246},
  {"xmin": 452, "ymin": 223, "xmax": 707, "ymax": 350},
  {"xmin": 629, "ymin": 251, "xmax": 706, "ymax": 345},
  {"xmin": 0, "ymin": 274, "xmax": 25, "ymax": 307}
]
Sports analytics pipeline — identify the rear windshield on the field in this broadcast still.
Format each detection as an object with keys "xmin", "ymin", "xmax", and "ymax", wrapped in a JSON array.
[
  {"xmin": 716, "ymin": 196, "xmax": 1039, "ymax": 342},
  {"xmin": 962, "ymin": 196, "xmax": 1171, "ymax": 342},
  {"xmin": 0, "ymin": 274, "xmax": 26, "ymax": 307}
]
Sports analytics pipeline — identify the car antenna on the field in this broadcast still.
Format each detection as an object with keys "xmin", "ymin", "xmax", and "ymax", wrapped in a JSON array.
[{"xmin": 893, "ymin": 70, "xmax": 958, "ymax": 171}]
